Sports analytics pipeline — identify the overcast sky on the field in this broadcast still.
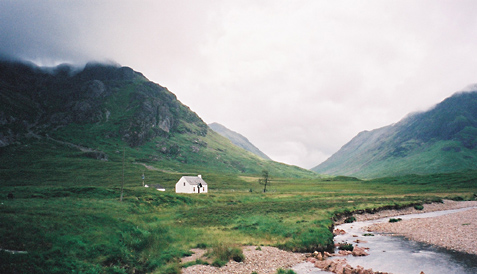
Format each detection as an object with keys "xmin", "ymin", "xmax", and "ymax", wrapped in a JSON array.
[{"xmin": 2, "ymin": 0, "xmax": 477, "ymax": 168}]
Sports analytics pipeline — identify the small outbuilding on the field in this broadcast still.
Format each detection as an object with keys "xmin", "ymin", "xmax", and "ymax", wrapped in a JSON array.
[{"xmin": 175, "ymin": 175, "xmax": 208, "ymax": 194}]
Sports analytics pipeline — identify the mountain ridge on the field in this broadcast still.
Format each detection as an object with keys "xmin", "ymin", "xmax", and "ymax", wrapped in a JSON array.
[
  {"xmin": 208, "ymin": 122, "xmax": 271, "ymax": 160},
  {"xmin": 312, "ymin": 90, "xmax": 477, "ymax": 178},
  {"xmin": 0, "ymin": 60, "xmax": 315, "ymax": 178}
]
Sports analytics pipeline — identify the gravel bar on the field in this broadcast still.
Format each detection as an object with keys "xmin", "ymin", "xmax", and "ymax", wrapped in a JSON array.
[
  {"xmin": 366, "ymin": 206, "xmax": 477, "ymax": 255},
  {"xmin": 182, "ymin": 246, "xmax": 306, "ymax": 274}
]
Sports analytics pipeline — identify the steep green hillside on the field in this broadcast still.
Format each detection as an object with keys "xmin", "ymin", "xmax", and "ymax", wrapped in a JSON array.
[
  {"xmin": 0, "ymin": 60, "xmax": 313, "ymax": 178},
  {"xmin": 209, "ymin": 122, "xmax": 271, "ymax": 160},
  {"xmin": 312, "ymin": 90, "xmax": 477, "ymax": 178}
]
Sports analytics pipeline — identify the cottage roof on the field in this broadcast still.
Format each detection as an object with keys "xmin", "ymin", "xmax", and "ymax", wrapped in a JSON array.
[{"xmin": 182, "ymin": 176, "xmax": 207, "ymax": 186}]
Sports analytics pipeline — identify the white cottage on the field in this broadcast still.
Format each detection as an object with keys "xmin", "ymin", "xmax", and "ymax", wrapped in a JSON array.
[{"xmin": 175, "ymin": 175, "xmax": 208, "ymax": 194}]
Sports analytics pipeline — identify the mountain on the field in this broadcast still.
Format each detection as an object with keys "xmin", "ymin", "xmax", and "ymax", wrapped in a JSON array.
[
  {"xmin": 208, "ymin": 122, "xmax": 271, "ymax": 160},
  {"xmin": 0, "ymin": 59, "xmax": 314, "ymax": 178},
  {"xmin": 0, "ymin": 60, "xmax": 205, "ymax": 148},
  {"xmin": 312, "ymin": 90, "xmax": 477, "ymax": 178}
]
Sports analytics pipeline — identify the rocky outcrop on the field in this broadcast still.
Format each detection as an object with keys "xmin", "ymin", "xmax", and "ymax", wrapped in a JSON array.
[
  {"xmin": 308, "ymin": 256, "xmax": 389, "ymax": 274},
  {"xmin": 306, "ymin": 247, "xmax": 380, "ymax": 274},
  {"xmin": 333, "ymin": 229, "xmax": 346, "ymax": 235},
  {"xmin": 0, "ymin": 128, "xmax": 15, "ymax": 147},
  {"xmin": 82, "ymin": 151, "xmax": 108, "ymax": 161}
]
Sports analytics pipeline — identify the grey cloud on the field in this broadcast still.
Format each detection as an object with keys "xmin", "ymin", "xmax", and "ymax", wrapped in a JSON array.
[{"xmin": 2, "ymin": 0, "xmax": 477, "ymax": 168}]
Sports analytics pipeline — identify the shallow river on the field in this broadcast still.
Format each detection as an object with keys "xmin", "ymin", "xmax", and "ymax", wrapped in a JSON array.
[{"xmin": 292, "ymin": 207, "xmax": 477, "ymax": 274}]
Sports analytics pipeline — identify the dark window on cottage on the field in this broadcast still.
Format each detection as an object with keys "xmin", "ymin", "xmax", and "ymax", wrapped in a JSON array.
[
  {"xmin": 193, "ymin": 187, "xmax": 195, "ymax": 191},
  {"xmin": 183, "ymin": 182, "xmax": 185, "ymax": 186}
]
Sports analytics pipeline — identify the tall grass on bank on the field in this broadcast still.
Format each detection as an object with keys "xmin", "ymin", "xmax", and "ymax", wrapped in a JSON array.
[{"xmin": 206, "ymin": 243, "xmax": 244, "ymax": 267}]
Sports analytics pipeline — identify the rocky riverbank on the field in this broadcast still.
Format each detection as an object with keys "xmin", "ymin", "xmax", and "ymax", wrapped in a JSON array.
[
  {"xmin": 336, "ymin": 200, "xmax": 477, "ymax": 224},
  {"xmin": 366, "ymin": 206, "xmax": 477, "ymax": 255},
  {"xmin": 181, "ymin": 200, "xmax": 476, "ymax": 274},
  {"xmin": 312, "ymin": 199, "xmax": 477, "ymax": 274},
  {"xmin": 182, "ymin": 246, "xmax": 306, "ymax": 274}
]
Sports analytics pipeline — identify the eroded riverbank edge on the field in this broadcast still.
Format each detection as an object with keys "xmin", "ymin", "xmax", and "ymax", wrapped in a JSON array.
[
  {"xmin": 181, "ymin": 200, "xmax": 477, "ymax": 274},
  {"xmin": 333, "ymin": 199, "xmax": 477, "ymax": 225}
]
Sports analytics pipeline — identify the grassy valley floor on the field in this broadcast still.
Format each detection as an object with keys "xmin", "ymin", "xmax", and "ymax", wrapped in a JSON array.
[{"xmin": 1, "ymin": 159, "xmax": 477, "ymax": 273}]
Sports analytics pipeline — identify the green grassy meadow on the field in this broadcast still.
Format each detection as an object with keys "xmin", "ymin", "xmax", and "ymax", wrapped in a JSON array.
[{"xmin": 1, "ymin": 140, "xmax": 476, "ymax": 273}]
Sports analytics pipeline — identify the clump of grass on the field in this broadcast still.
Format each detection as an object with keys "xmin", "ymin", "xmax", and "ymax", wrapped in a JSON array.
[
  {"xmin": 206, "ymin": 243, "xmax": 244, "ymax": 267},
  {"xmin": 281, "ymin": 224, "xmax": 334, "ymax": 253},
  {"xmin": 414, "ymin": 204, "xmax": 424, "ymax": 210},
  {"xmin": 196, "ymin": 243, "xmax": 208, "ymax": 249},
  {"xmin": 389, "ymin": 218, "xmax": 402, "ymax": 223},
  {"xmin": 211, "ymin": 259, "xmax": 227, "ymax": 267},
  {"xmin": 182, "ymin": 259, "xmax": 209, "ymax": 268},
  {"xmin": 338, "ymin": 242, "xmax": 354, "ymax": 251},
  {"xmin": 427, "ymin": 197, "xmax": 443, "ymax": 203},
  {"xmin": 363, "ymin": 233, "xmax": 374, "ymax": 236},
  {"xmin": 344, "ymin": 216, "xmax": 356, "ymax": 223},
  {"xmin": 162, "ymin": 264, "xmax": 182, "ymax": 274},
  {"xmin": 276, "ymin": 269, "xmax": 297, "ymax": 274},
  {"xmin": 449, "ymin": 196, "xmax": 465, "ymax": 201}
]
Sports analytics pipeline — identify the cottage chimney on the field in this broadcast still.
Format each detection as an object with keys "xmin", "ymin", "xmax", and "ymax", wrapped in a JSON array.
[{"xmin": 198, "ymin": 174, "xmax": 202, "ymax": 179}]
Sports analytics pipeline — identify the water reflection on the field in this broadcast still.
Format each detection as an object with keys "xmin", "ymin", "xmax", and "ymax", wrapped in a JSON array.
[
  {"xmin": 343, "ymin": 234, "xmax": 476, "ymax": 274},
  {"xmin": 294, "ymin": 207, "xmax": 477, "ymax": 274}
]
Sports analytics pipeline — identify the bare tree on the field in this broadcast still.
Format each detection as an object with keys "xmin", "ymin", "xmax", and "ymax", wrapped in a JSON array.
[{"xmin": 259, "ymin": 170, "xmax": 270, "ymax": 192}]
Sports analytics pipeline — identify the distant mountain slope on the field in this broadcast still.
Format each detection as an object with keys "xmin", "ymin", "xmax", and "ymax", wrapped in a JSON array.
[
  {"xmin": 312, "ymin": 90, "xmax": 477, "ymax": 178},
  {"xmin": 0, "ymin": 60, "xmax": 314, "ymax": 178},
  {"xmin": 208, "ymin": 122, "xmax": 271, "ymax": 160}
]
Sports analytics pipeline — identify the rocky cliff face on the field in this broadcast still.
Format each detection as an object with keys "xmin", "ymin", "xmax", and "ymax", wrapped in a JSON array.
[{"xmin": 0, "ymin": 60, "xmax": 207, "ymax": 147}]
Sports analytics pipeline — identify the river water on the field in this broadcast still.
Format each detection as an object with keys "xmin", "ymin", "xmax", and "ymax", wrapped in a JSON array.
[{"xmin": 292, "ymin": 207, "xmax": 477, "ymax": 274}]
